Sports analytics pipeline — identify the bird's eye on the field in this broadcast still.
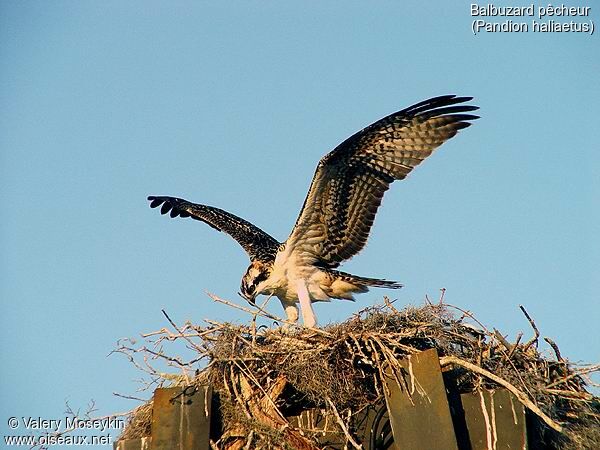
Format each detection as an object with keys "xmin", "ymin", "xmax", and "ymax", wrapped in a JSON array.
[{"xmin": 254, "ymin": 272, "xmax": 268, "ymax": 284}]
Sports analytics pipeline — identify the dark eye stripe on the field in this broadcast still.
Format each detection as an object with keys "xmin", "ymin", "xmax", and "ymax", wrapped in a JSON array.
[{"xmin": 254, "ymin": 272, "xmax": 268, "ymax": 284}]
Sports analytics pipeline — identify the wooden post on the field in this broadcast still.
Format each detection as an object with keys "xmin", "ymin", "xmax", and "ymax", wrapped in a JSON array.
[
  {"xmin": 460, "ymin": 389, "xmax": 527, "ymax": 449},
  {"xmin": 383, "ymin": 348, "xmax": 459, "ymax": 450},
  {"xmin": 151, "ymin": 385, "xmax": 212, "ymax": 450}
]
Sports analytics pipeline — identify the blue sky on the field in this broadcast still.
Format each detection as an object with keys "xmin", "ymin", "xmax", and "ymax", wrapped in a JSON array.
[{"xmin": 1, "ymin": 1, "xmax": 598, "ymax": 448}]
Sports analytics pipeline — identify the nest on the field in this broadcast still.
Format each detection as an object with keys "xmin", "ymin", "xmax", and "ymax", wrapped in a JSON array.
[{"xmin": 115, "ymin": 297, "xmax": 599, "ymax": 449}]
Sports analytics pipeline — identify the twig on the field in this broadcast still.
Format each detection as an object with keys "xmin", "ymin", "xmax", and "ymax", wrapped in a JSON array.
[
  {"xmin": 544, "ymin": 337, "xmax": 564, "ymax": 362},
  {"xmin": 112, "ymin": 392, "xmax": 147, "ymax": 402},
  {"xmin": 234, "ymin": 361, "xmax": 283, "ymax": 416},
  {"xmin": 243, "ymin": 430, "xmax": 255, "ymax": 450},
  {"xmin": 493, "ymin": 328, "xmax": 512, "ymax": 352},
  {"xmin": 141, "ymin": 327, "xmax": 172, "ymax": 338},
  {"xmin": 519, "ymin": 305, "xmax": 539, "ymax": 352},
  {"xmin": 251, "ymin": 295, "xmax": 272, "ymax": 343},
  {"xmin": 325, "ymin": 398, "xmax": 363, "ymax": 450},
  {"xmin": 545, "ymin": 389, "xmax": 593, "ymax": 401},
  {"xmin": 446, "ymin": 304, "xmax": 490, "ymax": 335},
  {"xmin": 439, "ymin": 355, "xmax": 563, "ymax": 433},
  {"xmin": 546, "ymin": 364, "xmax": 600, "ymax": 389},
  {"xmin": 383, "ymin": 296, "xmax": 400, "ymax": 314},
  {"xmin": 207, "ymin": 292, "xmax": 334, "ymax": 337},
  {"xmin": 207, "ymin": 292, "xmax": 288, "ymax": 324},
  {"xmin": 506, "ymin": 332, "xmax": 522, "ymax": 359},
  {"xmin": 424, "ymin": 294, "xmax": 433, "ymax": 306},
  {"xmin": 162, "ymin": 309, "xmax": 205, "ymax": 354},
  {"xmin": 438, "ymin": 287, "xmax": 446, "ymax": 305}
]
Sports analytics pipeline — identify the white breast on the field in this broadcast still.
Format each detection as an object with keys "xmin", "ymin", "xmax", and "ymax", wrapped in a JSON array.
[{"xmin": 267, "ymin": 247, "xmax": 329, "ymax": 302}]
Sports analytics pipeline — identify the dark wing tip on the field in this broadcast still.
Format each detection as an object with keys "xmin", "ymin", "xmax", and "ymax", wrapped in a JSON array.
[
  {"xmin": 160, "ymin": 202, "xmax": 172, "ymax": 215},
  {"xmin": 148, "ymin": 196, "xmax": 163, "ymax": 209},
  {"xmin": 384, "ymin": 280, "xmax": 403, "ymax": 289},
  {"xmin": 450, "ymin": 95, "xmax": 474, "ymax": 103},
  {"xmin": 443, "ymin": 95, "xmax": 475, "ymax": 105},
  {"xmin": 416, "ymin": 98, "xmax": 480, "ymax": 129},
  {"xmin": 147, "ymin": 195, "xmax": 186, "ymax": 218},
  {"xmin": 448, "ymin": 96, "xmax": 479, "ymax": 114},
  {"xmin": 401, "ymin": 95, "xmax": 479, "ymax": 119}
]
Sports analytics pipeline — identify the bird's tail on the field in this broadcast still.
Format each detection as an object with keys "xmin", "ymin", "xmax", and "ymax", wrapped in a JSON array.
[{"xmin": 328, "ymin": 269, "xmax": 403, "ymax": 290}]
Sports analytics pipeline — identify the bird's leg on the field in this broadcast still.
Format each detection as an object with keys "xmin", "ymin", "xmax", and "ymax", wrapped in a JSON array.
[
  {"xmin": 277, "ymin": 301, "xmax": 299, "ymax": 332},
  {"xmin": 283, "ymin": 303, "xmax": 299, "ymax": 324},
  {"xmin": 295, "ymin": 279, "xmax": 317, "ymax": 328}
]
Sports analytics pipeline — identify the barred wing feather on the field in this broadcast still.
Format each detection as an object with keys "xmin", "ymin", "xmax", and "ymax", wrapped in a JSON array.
[
  {"xmin": 148, "ymin": 196, "xmax": 280, "ymax": 263},
  {"xmin": 286, "ymin": 95, "xmax": 479, "ymax": 268}
]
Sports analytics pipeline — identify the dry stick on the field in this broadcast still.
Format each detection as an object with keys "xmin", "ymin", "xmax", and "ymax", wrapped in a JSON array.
[
  {"xmin": 234, "ymin": 360, "xmax": 283, "ymax": 417},
  {"xmin": 112, "ymin": 392, "xmax": 147, "ymax": 402},
  {"xmin": 243, "ymin": 430, "xmax": 255, "ymax": 450},
  {"xmin": 544, "ymin": 389, "xmax": 594, "ymax": 401},
  {"xmin": 237, "ymin": 370, "xmax": 316, "ymax": 450},
  {"xmin": 161, "ymin": 309, "xmax": 205, "ymax": 354},
  {"xmin": 493, "ymin": 328, "xmax": 512, "ymax": 353},
  {"xmin": 251, "ymin": 295, "xmax": 274, "ymax": 343},
  {"xmin": 496, "ymin": 344, "xmax": 535, "ymax": 402},
  {"xmin": 506, "ymin": 332, "xmax": 523, "ymax": 359},
  {"xmin": 519, "ymin": 305, "xmax": 540, "ymax": 351},
  {"xmin": 110, "ymin": 347, "xmax": 154, "ymax": 376},
  {"xmin": 154, "ymin": 323, "xmax": 227, "ymax": 339},
  {"xmin": 208, "ymin": 291, "xmax": 297, "ymax": 327},
  {"xmin": 544, "ymin": 337, "xmax": 564, "ymax": 362},
  {"xmin": 228, "ymin": 365, "xmax": 253, "ymax": 420},
  {"xmin": 439, "ymin": 287, "xmax": 446, "ymax": 305},
  {"xmin": 207, "ymin": 291, "xmax": 287, "ymax": 323},
  {"xmin": 350, "ymin": 334, "xmax": 373, "ymax": 366},
  {"xmin": 545, "ymin": 364, "xmax": 600, "ymax": 389},
  {"xmin": 142, "ymin": 345, "xmax": 203, "ymax": 368},
  {"xmin": 141, "ymin": 327, "xmax": 172, "ymax": 338},
  {"xmin": 424, "ymin": 294, "xmax": 434, "ymax": 306},
  {"xmin": 383, "ymin": 296, "xmax": 400, "ymax": 314},
  {"xmin": 449, "ymin": 303, "xmax": 535, "ymax": 400},
  {"xmin": 446, "ymin": 303, "xmax": 490, "ymax": 335},
  {"xmin": 325, "ymin": 398, "xmax": 363, "ymax": 450},
  {"xmin": 207, "ymin": 291, "xmax": 334, "ymax": 337},
  {"xmin": 439, "ymin": 355, "xmax": 563, "ymax": 433},
  {"xmin": 112, "ymin": 343, "xmax": 181, "ymax": 383}
]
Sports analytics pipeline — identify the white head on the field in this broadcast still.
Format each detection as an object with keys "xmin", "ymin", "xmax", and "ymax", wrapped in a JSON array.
[{"xmin": 239, "ymin": 261, "xmax": 271, "ymax": 303}]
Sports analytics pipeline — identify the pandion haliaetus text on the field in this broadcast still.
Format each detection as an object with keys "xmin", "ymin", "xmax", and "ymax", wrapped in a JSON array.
[{"xmin": 148, "ymin": 95, "xmax": 478, "ymax": 327}]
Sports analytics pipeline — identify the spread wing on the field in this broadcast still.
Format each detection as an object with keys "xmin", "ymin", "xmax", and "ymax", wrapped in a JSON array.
[
  {"xmin": 286, "ymin": 95, "xmax": 479, "ymax": 268},
  {"xmin": 148, "ymin": 196, "xmax": 280, "ymax": 263}
]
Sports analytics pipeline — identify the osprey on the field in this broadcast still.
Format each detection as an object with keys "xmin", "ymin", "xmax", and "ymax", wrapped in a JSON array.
[{"xmin": 149, "ymin": 95, "xmax": 478, "ymax": 327}]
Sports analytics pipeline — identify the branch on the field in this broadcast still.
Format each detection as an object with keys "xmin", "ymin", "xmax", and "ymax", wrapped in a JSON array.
[
  {"xmin": 206, "ymin": 291, "xmax": 289, "ymax": 324},
  {"xmin": 161, "ymin": 309, "xmax": 205, "ymax": 354},
  {"xmin": 546, "ymin": 364, "xmax": 600, "ymax": 389},
  {"xmin": 326, "ymin": 398, "xmax": 363, "ymax": 450},
  {"xmin": 519, "ymin": 305, "xmax": 539, "ymax": 351},
  {"xmin": 439, "ymin": 355, "xmax": 563, "ymax": 433},
  {"xmin": 543, "ymin": 337, "xmax": 563, "ymax": 362}
]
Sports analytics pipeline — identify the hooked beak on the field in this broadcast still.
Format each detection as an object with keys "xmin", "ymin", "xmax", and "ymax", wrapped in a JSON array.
[{"xmin": 238, "ymin": 291, "xmax": 256, "ymax": 304}]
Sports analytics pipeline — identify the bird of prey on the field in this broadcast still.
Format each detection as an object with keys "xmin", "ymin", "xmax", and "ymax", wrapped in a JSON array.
[{"xmin": 148, "ymin": 95, "xmax": 478, "ymax": 327}]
